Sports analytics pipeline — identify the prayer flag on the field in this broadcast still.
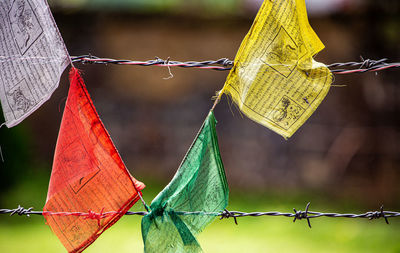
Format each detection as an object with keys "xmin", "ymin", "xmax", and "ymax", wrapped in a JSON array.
[
  {"xmin": 0, "ymin": 0, "xmax": 70, "ymax": 127},
  {"xmin": 222, "ymin": 0, "xmax": 333, "ymax": 138},
  {"xmin": 43, "ymin": 68, "xmax": 145, "ymax": 253},
  {"xmin": 141, "ymin": 111, "xmax": 229, "ymax": 253}
]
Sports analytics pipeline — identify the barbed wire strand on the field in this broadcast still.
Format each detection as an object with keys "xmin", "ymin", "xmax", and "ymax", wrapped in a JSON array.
[
  {"xmin": 71, "ymin": 55, "xmax": 400, "ymax": 74},
  {"xmin": 1, "ymin": 203, "xmax": 399, "ymax": 228}
]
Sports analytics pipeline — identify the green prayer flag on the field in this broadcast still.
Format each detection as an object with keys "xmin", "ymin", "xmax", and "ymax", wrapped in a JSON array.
[{"xmin": 141, "ymin": 111, "xmax": 229, "ymax": 253}]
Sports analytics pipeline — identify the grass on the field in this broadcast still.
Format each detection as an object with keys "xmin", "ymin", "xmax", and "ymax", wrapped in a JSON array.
[{"xmin": 1, "ymin": 184, "xmax": 400, "ymax": 253}]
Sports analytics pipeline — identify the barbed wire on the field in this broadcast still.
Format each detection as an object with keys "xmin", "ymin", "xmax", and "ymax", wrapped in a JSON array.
[
  {"xmin": 2, "ymin": 203, "xmax": 399, "ymax": 228},
  {"xmin": 71, "ymin": 55, "xmax": 233, "ymax": 71},
  {"xmin": 71, "ymin": 55, "xmax": 400, "ymax": 74}
]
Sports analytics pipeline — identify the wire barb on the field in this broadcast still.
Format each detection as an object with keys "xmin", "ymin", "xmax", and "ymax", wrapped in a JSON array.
[
  {"xmin": 293, "ymin": 202, "xmax": 312, "ymax": 228},
  {"xmin": 84, "ymin": 208, "xmax": 105, "ymax": 227},
  {"xmin": 220, "ymin": 209, "xmax": 238, "ymax": 225},
  {"xmin": 6, "ymin": 205, "xmax": 34, "ymax": 217},
  {"xmin": 366, "ymin": 205, "xmax": 389, "ymax": 224}
]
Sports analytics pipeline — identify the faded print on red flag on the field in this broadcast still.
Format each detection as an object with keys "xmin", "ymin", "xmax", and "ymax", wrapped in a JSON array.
[{"xmin": 44, "ymin": 68, "xmax": 145, "ymax": 253}]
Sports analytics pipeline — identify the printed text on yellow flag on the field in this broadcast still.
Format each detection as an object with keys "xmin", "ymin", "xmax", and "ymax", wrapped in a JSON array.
[{"xmin": 222, "ymin": 0, "xmax": 333, "ymax": 138}]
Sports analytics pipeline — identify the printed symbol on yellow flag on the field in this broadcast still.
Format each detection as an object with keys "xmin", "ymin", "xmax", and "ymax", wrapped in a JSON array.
[
  {"xmin": 222, "ymin": 0, "xmax": 333, "ymax": 138},
  {"xmin": 263, "ymin": 27, "xmax": 307, "ymax": 78}
]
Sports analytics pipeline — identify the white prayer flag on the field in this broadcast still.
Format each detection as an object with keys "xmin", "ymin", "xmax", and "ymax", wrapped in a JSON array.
[{"xmin": 0, "ymin": 0, "xmax": 70, "ymax": 127}]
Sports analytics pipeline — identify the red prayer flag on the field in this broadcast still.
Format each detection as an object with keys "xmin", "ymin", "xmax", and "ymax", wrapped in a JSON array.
[{"xmin": 43, "ymin": 68, "xmax": 145, "ymax": 253}]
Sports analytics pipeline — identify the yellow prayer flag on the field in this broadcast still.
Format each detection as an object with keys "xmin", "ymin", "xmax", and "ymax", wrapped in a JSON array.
[{"xmin": 222, "ymin": 0, "xmax": 333, "ymax": 138}]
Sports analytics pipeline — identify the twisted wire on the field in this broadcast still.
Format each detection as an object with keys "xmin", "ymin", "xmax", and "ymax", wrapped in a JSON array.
[
  {"xmin": 1, "ymin": 203, "xmax": 397, "ymax": 228},
  {"xmin": 71, "ymin": 55, "xmax": 233, "ymax": 71},
  {"xmin": 71, "ymin": 55, "xmax": 400, "ymax": 74}
]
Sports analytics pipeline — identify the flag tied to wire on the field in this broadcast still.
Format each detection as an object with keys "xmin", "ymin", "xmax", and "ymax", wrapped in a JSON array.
[
  {"xmin": 222, "ymin": 0, "xmax": 333, "ymax": 138},
  {"xmin": 141, "ymin": 111, "xmax": 229, "ymax": 253},
  {"xmin": 43, "ymin": 68, "xmax": 145, "ymax": 253},
  {"xmin": 0, "ymin": 0, "xmax": 70, "ymax": 127}
]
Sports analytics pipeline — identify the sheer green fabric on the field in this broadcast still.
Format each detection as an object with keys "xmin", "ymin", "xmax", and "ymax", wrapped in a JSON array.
[{"xmin": 141, "ymin": 111, "xmax": 229, "ymax": 253}]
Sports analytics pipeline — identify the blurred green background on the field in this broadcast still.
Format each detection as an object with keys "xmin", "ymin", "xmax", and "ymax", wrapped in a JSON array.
[{"xmin": 1, "ymin": 0, "xmax": 400, "ymax": 252}]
